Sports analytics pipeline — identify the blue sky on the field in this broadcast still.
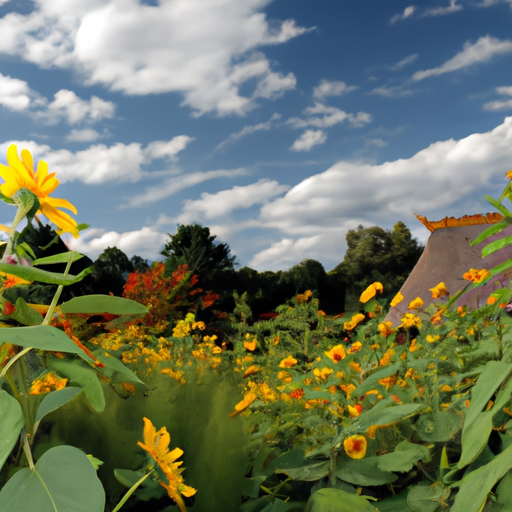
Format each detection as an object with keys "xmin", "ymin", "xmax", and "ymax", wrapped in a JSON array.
[{"xmin": 1, "ymin": 0, "xmax": 512, "ymax": 271}]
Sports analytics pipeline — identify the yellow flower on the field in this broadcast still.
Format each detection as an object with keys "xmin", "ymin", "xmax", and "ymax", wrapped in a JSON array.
[
  {"xmin": 313, "ymin": 367, "xmax": 333, "ymax": 381},
  {"xmin": 348, "ymin": 341, "xmax": 362, "ymax": 354},
  {"xmin": 429, "ymin": 282, "xmax": 448, "ymax": 299},
  {"xmin": 244, "ymin": 339, "xmax": 257, "ymax": 351},
  {"xmin": 324, "ymin": 344, "xmax": 346, "ymax": 363},
  {"xmin": 138, "ymin": 418, "xmax": 196, "ymax": 512},
  {"xmin": 343, "ymin": 313, "xmax": 365, "ymax": 331},
  {"xmin": 243, "ymin": 365, "xmax": 260, "ymax": 377},
  {"xmin": 426, "ymin": 334, "xmax": 440, "ymax": 343},
  {"xmin": 409, "ymin": 338, "xmax": 420, "ymax": 352},
  {"xmin": 390, "ymin": 292, "xmax": 404, "ymax": 308},
  {"xmin": 507, "ymin": 169, "xmax": 512, "ymax": 180},
  {"xmin": 463, "ymin": 268, "xmax": 490, "ymax": 283},
  {"xmin": 343, "ymin": 435, "xmax": 367, "ymax": 459},
  {"xmin": 359, "ymin": 282, "xmax": 383, "ymax": 303},
  {"xmin": 29, "ymin": 372, "xmax": 68, "ymax": 395},
  {"xmin": 277, "ymin": 371, "xmax": 293, "ymax": 383},
  {"xmin": 407, "ymin": 297, "xmax": 424, "ymax": 310},
  {"xmin": 279, "ymin": 355, "xmax": 298, "ymax": 368},
  {"xmin": 400, "ymin": 313, "xmax": 422, "ymax": 329},
  {"xmin": 0, "ymin": 145, "xmax": 79, "ymax": 237},
  {"xmin": 378, "ymin": 321, "xmax": 394, "ymax": 338}
]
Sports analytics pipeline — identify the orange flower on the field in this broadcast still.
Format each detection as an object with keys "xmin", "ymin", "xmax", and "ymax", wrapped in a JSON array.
[
  {"xmin": 429, "ymin": 282, "xmax": 448, "ymax": 299},
  {"xmin": 344, "ymin": 313, "xmax": 365, "ymax": 331},
  {"xmin": 463, "ymin": 268, "xmax": 490, "ymax": 284},
  {"xmin": 390, "ymin": 292, "xmax": 404, "ymax": 308},
  {"xmin": 243, "ymin": 365, "xmax": 260, "ymax": 378},
  {"xmin": 244, "ymin": 338, "xmax": 257, "ymax": 351},
  {"xmin": 289, "ymin": 388, "xmax": 305, "ymax": 400},
  {"xmin": 313, "ymin": 367, "xmax": 334, "ymax": 381},
  {"xmin": 359, "ymin": 282, "xmax": 383, "ymax": 303},
  {"xmin": 279, "ymin": 355, "xmax": 298, "ymax": 368},
  {"xmin": 343, "ymin": 435, "xmax": 367, "ymax": 459},
  {"xmin": 138, "ymin": 418, "xmax": 196, "ymax": 512},
  {"xmin": 277, "ymin": 371, "xmax": 293, "ymax": 383},
  {"xmin": 378, "ymin": 321, "xmax": 394, "ymax": 338},
  {"xmin": 348, "ymin": 404, "xmax": 362, "ymax": 417},
  {"xmin": 324, "ymin": 344, "xmax": 346, "ymax": 363},
  {"xmin": 348, "ymin": 341, "xmax": 363, "ymax": 354},
  {"xmin": 230, "ymin": 392, "xmax": 257, "ymax": 417},
  {"xmin": 507, "ymin": 169, "xmax": 512, "ymax": 180}
]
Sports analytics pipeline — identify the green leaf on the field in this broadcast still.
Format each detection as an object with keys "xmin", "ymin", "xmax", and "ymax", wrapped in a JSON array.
[
  {"xmin": 94, "ymin": 352, "xmax": 145, "ymax": 385},
  {"xmin": 33, "ymin": 252, "xmax": 85, "ymax": 265},
  {"xmin": 242, "ymin": 476, "xmax": 268, "ymax": 498},
  {"xmin": 470, "ymin": 221, "xmax": 512, "ymax": 246},
  {"xmin": 496, "ymin": 469, "xmax": 512, "ymax": 505},
  {"xmin": 458, "ymin": 412, "xmax": 494, "ymax": 468},
  {"xmin": 376, "ymin": 490, "xmax": 413, "ymax": 512},
  {"xmin": 10, "ymin": 297, "xmax": 44, "ymax": 326},
  {"xmin": 35, "ymin": 387, "xmax": 83, "ymax": 425},
  {"xmin": 375, "ymin": 441, "xmax": 431, "ymax": 473},
  {"xmin": 48, "ymin": 360, "xmax": 105, "ymax": 412},
  {"xmin": 276, "ymin": 461, "xmax": 329, "ymax": 481},
  {"xmin": 407, "ymin": 482, "xmax": 447, "ymax": 512},
  {"xmin": 0, "ymin": 445, "xmax": 105, "ymax": 512},
  {"xmin": 485, "ymin": 195, "xmax": 512, "ymax": 219},
  {"xmin": 305, "ymin": 488, "xmax": 376, "ymax": 512},
  {"xmin": 0, "ymin": 262, "xmax": 92, "ymax": 286},
  {"xmin": 349, "ymin": 403, "xmax": 424, "ymax": 434},
  {"xmin": 114, "ymin": 469, "xmax": 146, "ymax": 488},
  {"xmin": 60, "ymin": 295, "xmax": 148, "ymax": 315},
  {"xmin": 415, "ymin": 410, "xmax": 463, "ymax": 443},
  {"xmin": 451, "ymin": 441, "xmax": 512, "ymax": 512},
  {"xmin": 0, "ymin": 390, "xmax": 24, "ymax": 470},
  {"xmin": 0, "ymin": 325, "xmax": 95, "ymax": 363},
  {"xmin": 482, "ymin": 236, "xmax": 512, "ymax": 257},
  {"xmin": 336, "ymin": 456, "xmax": 398, "ymax": 486},
  {"xmin": 352, "ymin": 364, "xmax": 401, "ymax": 397}
]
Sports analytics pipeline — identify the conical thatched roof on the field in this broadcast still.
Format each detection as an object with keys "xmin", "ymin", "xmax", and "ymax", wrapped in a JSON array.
[{"xmin": 385, "ymin": 213, "xmax": 512, "ymax": 326}]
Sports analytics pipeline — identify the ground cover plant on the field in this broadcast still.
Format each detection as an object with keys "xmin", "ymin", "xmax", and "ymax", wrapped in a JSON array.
[{"xmin": 2, "ymin": 145, "xmax": 512, "ymax": 511}]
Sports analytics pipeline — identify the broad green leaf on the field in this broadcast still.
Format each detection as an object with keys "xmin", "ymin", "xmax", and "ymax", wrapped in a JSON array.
[
  {"xmin": 451, "ymin": 441, "xmax": 512, "ymax": 512},
  {"xmin": 376, "ymin": 490, "xmax": 413, "ymax": 512},
  {"xmin": 35, "ymin": 387, "xmax": 83, "ymax": 425},
  {"xmin": 242, "ymin": 476, "xmax": 268, "ymax": 498},
  {"xmin": 0, "ymin": 325, "xmax": 95, "ymax": 363},
  {"xmin": 415, "ymin": 410, "xmax": 463, "ymax": 443},
  {"xmin": 33, "ymin": 251, "xmax": 84, "ymax": 265},
  {"xmin": 482, "ymin": 236, "xmax": 512, "ymax": 257},
  {"xmin": 465, "ymin": 361, "xmax": 511, "ymax": 428},
  {"xmin": 261, "ymin": 499, "xmax": 306, "ymax": 512},
  {"xmin": 458, "ymin": 412, "xmax": 494, "ymax": 468},
  {"xmin": 305, "ymin": 488, "xmax": 375, "ymax": 512},
  {"xmin": 276, "ymin": 461, "xmax": 329, "ymax": 481},
  {"xmin": 0, "ymin": 445, "xmax": 105, "ymax": 512},
  {"xmin": 0, "ymin": 390, "xmax": 24, "ymax": 470},
  {"xmin": 407, "ymin": 483, "xmax": 447, "ymax": 512},
  {"xmin": 352, "ymin": 364, "xmax": 401, "ymax": 397},
  {"xmin": 349, "ymin": 403, "xmax": 424, "ymax": 434},
  {"xmin": 114, "ymin": 469, "xmax": 146, "ymax": 488},
  {"xmin": 48, "ymin": 360, "xmax": 105, "ymax": 412},
  {"xmin": 94, "ymin": 352, "xmax": 145, "ymax": 385},
  {"xmin": 0, "ymin": 262, "xmax": 92, "ymax": 285},
  {"xmin": 375, "ymin": 441, "xmax": 430, "ymax": 473},
  {"xmin": 470, "ymin": 221, "xmax": 512, "ymax": 246},
  {"xmin": 60, "ymin": 295, "xmax": 148, "ymax": 315},
  {"xmin": 10, "ymin": 296, "xmax": 44, "ymax": 326},
  {"xmin": 496, "ymin": 469, "xmax": 512, "ymax": 505},
  {"xmin": 336, "ymin": 456, "xmax": 398, "ymax": 486}
]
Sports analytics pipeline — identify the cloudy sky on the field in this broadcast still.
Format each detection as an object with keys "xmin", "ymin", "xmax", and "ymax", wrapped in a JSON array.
[{"xmin": 1, "ymin": 0, "xmax": 512, "ymax": 271}]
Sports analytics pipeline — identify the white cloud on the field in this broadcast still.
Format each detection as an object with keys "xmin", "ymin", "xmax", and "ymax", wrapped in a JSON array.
[
  {"xmin": 68, "ymin": 226, "xmax": 167, "ymax": 261},
  {"xmin": 290, "ymin": 129, "xmax": 327, "ymax": 152},
  {"xmin": 366, "ymin": 138, "xmax": 388, "ymax": 147},
  {"xmin": 483, "ymin": 85, "xmax": 512, "ymax": 110},
  {"xmin": 143, "ymin": 136, "xmax": 195, "ymax": 161},
  {"xmin": 177, "ymin": 179, "xmax": 290, "ymax": 223},
  {"xmin": 390, "ymin": 5, "xmax": 416, "ymax": 24},
  {"xmin": 313, "ymin": 80, "xmax": 358, "ymax": 99},
  {"xmin": 215, "ymin": 113, "xmax": 281, "ymax": 151},
  {"xmin": 66, "ymin": 128, "xmax": 103, "ymax": 142},
  {"xmin": 46, "ymin": 89, "xmax": 115, "ymax": 124},
  {"xmin": 370, "ymin": 85, "xmax": 413, "ymax": 98},
  {"xmin": 126, "ymin": 168, "xmax": 250, "ymax": 208},
  {"xmin": 0, "ymin": 72, "xmax": 33, "ymax": 110},
  {"xmin": 390, "ymin": 54, "xmax": 418, "ymax": 71},
  {"xmin": 0, "ymin": 136, "xmax": 193, "ymax": 184},
  {"xmin": 0, "ymin": 0, "xmax": 311, "ymax": 116},
  {"xmin": 413, "ymin": 36, "xmax": 512, "ymax": 81},
  {"xmin": 287, "ymin": 103, "xmax": 372, "ymax": 129},
  {"xmin": 248, "ymin": 117, "xmax": 512, "ymax": 267},
  {"xmin": 421, "ymin": 0, "xmax": 462, "ymax": 17}
]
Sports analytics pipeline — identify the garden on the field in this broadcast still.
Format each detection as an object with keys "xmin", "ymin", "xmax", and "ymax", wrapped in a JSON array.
[{"xmin": 2, "ymin": 143, "xmax": 512, "ymax": 511}]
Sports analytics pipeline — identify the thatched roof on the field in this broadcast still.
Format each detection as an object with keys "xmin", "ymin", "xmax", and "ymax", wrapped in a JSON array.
[{"xmin": 385, "ymin": 214, "xmax": 512, "ymax": 326}]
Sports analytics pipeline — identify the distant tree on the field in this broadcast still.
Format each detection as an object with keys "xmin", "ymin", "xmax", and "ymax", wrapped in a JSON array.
[
  {"xmin": 130, "ymin": 255, "xmax": 150, "ymax": 273},
  {"xmin": 334, "ymin": 221, "xmax": 423, "ymax": 296},
  {"xmin": 161, "ymin": 224, "xmax": 237, "ymax": 310},
  {"xmin": 92, "ymin": 247, "xmax": 134, "ymax": 296}
]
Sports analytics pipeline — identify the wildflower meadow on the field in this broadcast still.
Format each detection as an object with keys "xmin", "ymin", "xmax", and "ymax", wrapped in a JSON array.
[{"xmin": 3, "ymin": 143, "xmax": 512, "ymax": 511}]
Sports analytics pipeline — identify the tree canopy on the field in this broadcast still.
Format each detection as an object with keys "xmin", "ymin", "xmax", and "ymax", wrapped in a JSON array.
[{"xmin": 333, "ymin": 221, "xmax": 423, "ymax": 296}]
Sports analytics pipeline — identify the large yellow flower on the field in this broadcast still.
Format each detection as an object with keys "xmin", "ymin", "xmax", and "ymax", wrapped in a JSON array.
[
  {"xmin": 0, "ymin": 144, "xmax": 79, "ymax": 237},
  {"xmin": 138, "ymin": 417, "xmax": 196, "ymax": 512}
]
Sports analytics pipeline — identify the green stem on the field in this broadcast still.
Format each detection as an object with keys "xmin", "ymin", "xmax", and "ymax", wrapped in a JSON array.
[
  {"xmin": 111, "ymin": 470, "xmax": 154, "ymax": 512},
  {"xmin": 42, "ymin": 255, "xmax": 73, "ymax": 326},
  {"xmin": 4, "ymin": 204, "xmax": 25, "ymax": 259},
  {"xmin": 0, "ymin": 346, "xmax": 33, "ymax": 380},
  {"xmin": 21, "ymin": 430, "xmax": 35, "ymax": 470}
]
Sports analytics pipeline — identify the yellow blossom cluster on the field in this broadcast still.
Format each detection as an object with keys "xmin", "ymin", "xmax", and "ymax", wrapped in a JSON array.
[{"xmin": 30, "ymin": 372, "xmax": 68, "ymax": 395}]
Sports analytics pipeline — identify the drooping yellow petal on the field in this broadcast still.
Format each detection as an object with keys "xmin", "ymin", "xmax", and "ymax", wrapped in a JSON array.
[
  {"xmin": 21, "ymin": 149, "xmax": 35, "ymax": 178},
  {"xmin": 46, "ymin": 196, "xmax": 78, "ymax": 215}
]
